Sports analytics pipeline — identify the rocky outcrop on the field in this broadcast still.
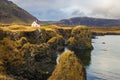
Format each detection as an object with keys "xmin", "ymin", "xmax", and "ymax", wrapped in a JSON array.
[
  {"xmin": 0, "ymin": 25, "xmax": 93, "ymax": 80},
  {"xmin": 23, "ymin": 29, "xmax": 47, "ymax": 44},
  {"xmin": 0, "ymin": 26, "xmax": 62, "ymax": 44},
  {"xmin": 0, "ymin": 38, "xmax": 56, "ymax": 80},
  {"xmin": 68, "ymin": 26, "xmax": 93, "ymax": 50},
  {"xmin": 0, "ymin": 26, "xmax": 66, "ymax": 80},
  {"xmin": 47, "ymin": 35, "xmax": 65, "ymax": 52},
  {"xmin": 48, "ymin": 51, "xmax": 86, "ymax": 80},
  {"xmin": 0, "ymin": 38, "xmax": 26, "ymax": 79},
  {"xmin": 0, "ymin": 30, "xmax": 5, "ymax": 40},
  {"xmin": 0, "ymin": 28, "xmax": 46, "ymax": 44},
  {"xmin": 18, "ymin": 43, "xmax": 55, "ymax": 80},
  {"xmin": 74, "ymin": 50, "xmax": 91, "ymax": 66},
  {"xmin": 57, "ymin": 28, "xmax": 72, "ymax": 39}
]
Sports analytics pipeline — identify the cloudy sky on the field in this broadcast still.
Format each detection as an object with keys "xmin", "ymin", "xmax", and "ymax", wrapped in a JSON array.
[{"xmin": 10, "ymin": 0, "xmax": 120, "ymax": 21}]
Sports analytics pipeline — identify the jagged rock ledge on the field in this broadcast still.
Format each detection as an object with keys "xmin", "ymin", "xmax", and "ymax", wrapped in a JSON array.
[{"xmin": 0, "ymin": 25, "xmax": 92, "ymax": 80}]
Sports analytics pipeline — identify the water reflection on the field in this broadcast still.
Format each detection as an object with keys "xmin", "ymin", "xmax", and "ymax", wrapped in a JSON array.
[
  {"xmin": 87, "ymin": 35, "xmax": 120, "ymax": 80},
  {"xmin": 56, "ymin": 35, "xmax": 120, "ymax": 80},
  {"xmin": 74, "ymin": 49, "xmax": 92, "ymax": 67},
  {"xmin": 58, "ymin": 47, "xmax": 92, "ymax": 67}
]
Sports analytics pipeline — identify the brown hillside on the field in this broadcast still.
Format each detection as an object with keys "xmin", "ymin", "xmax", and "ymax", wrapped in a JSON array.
[{"xmin": 0, "ymin": 0, "xmax": 37, "ymax": 25}]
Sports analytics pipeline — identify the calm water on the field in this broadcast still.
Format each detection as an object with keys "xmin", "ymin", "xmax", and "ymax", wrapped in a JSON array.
[
  {"xmin": 86, "ymin": 35, "xmax": 120, "ymax": 80},
  {"xmin": 57, "ymin": 35, "xmax": 120, "ymax": 80}
]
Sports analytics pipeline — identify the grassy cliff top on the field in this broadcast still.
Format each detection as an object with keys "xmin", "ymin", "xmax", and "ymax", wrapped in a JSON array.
[
  {"xmin": 1, "ymin": 25, "xmax": 120, "ymax": 35},
  {"xmin": 48, "ymin": 51, "xmax": 85, "ymax": 80},
  {"xmin": 0, "ymin": 25, "xmax": 38, "ymax": 32},
  {"xmin": 90, "ymin": 27, "xmax": 120, "ymax": 34},
  {"xmin": 0, "ymin": 25, "xmax": 73, "ymax": 32}
]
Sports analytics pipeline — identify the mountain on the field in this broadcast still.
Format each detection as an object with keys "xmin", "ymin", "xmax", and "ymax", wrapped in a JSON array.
[
  {"xmin": 55, "ymin": 17, "xmax": 120, "ymax": 27},
  {"xmin": 0, "ymin": 0, "xmax": 37, "ymax": 24}
]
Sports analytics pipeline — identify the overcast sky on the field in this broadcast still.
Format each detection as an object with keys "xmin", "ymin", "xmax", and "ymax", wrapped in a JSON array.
[{"xmin": 10, "ymin": 0, "xmax": 120, "ymax": 21}]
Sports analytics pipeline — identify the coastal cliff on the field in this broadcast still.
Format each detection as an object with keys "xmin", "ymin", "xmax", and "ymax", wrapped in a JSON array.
[
  {"xmin": 68, "ymin": 26, "xmax": 93, "ymax": 50},
  {"xmin": 48, "ymin": 51, "xmax": 86, "ymax": 80},
  {"xmin": 0, "ymin": 25, "xmax": 92, "ymax": 80}
]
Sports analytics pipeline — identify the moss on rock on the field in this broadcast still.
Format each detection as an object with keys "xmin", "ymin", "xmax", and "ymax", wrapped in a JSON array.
[
  {"xmin": 0, "ymin": 38, "xmax": 25, "ymax": 76},
  {"xmin": 68, "ymin": 26, "xmax": 93, "ymax": 50},
  {"xmin": 0, "ymin": 37, "xmax": 56, "ymax": 80},
  {"xmin": 0, "ymin": 25, "xmax": 93, "ymax": 80},
  {"xmin": 19, "ymin": 43, "xmax": 55, "ymax": 80},
  {"xmin": 48, "ymin": 51, "xmax": 86, "ymax": 80},
  {"xmin": 47, "ymin": 35, "xmax": 65, "ymax": 51}
]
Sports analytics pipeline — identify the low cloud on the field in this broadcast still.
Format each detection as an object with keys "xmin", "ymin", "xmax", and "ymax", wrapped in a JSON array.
[{"xmin": 10, "ymin": 0, "xmax": 120, "ymax": 20}]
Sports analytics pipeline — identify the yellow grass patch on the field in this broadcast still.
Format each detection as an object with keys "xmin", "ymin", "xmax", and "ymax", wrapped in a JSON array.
[{"xmin": 0, "ymin": 25, "xmax": 38, "ymax": 32}]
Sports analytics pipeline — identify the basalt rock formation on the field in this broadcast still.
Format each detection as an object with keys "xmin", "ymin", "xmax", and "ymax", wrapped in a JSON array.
[
  {"xmin": 0, "ymin": 38, "xmax": 55, "ymax": 80},
  {"xmin": 0, "ymin": 25, "xmax": 65, "ymax": 80},
  {"xmin": 0, "ymin": 25, "xmax": 92, "ymax": 80},
  {"xmin": 47, "ymin": 35, "xmax": 65, "ymax": 52},
  {"xmin": 68, "ymin": 26, "xmax": 93, "ymax": 50}
]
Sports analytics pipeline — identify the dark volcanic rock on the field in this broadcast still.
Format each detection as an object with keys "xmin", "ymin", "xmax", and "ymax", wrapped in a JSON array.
[
  {"xmin": 0, "ymin": 29, "xmax": 4, "ymax": 40},
  {"xmin": 68, "ymin": 26, "xmax": 93, "ymax": 50},
  {"xmin": 18, "ymin": 43, "xmax": 55, "ymax": 80},
  {"xmin": 57, "ymin": 28, "xmax": 72, "ymax": 39},
  {"xmin": 0, "ymin": 26, "xmax": 66, "ymax": 80},
  {"xmin": 0, "ymin": 25, "xmax": 93, "ymax": 80},
  {"xmin": 0, "ymin": 38, "xmax": 56, "ymax": 80},
  {"xmin": 47, "ymin": 35, "xmax": 65, "ymax": 52},
  {"xmin": 0, "ymin": 27, "xmax": 54, "ymax": 44},
  {"xmin": 23, "ymin": 29, "xmax": 47, "ymax": 44}
]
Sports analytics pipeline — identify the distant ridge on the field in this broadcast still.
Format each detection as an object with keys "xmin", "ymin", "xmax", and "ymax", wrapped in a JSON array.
[
  {"xmin": 55, "ymin": 17, "xmax": 120, "ymax": 27},
  {"xmin": 0, "ymin": 0, "xmax": 37, "ymax": 24}
]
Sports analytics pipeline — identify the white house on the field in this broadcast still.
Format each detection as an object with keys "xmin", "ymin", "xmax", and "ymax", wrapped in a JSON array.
[{"xmin": 31, "ymin": 20, "xmax": 40, "ymax": 27}]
